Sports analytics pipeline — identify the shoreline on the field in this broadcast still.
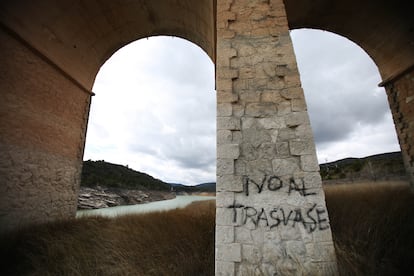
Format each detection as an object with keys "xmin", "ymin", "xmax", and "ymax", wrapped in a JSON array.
[{"xmin": 77, "ymin": 186, "xmax": 176, "ymax": 210}]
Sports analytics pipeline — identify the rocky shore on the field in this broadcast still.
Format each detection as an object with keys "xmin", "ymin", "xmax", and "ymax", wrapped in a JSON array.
[{"xmin": 78, "ymin": 186, "xmax": 176, "ymax": 210}]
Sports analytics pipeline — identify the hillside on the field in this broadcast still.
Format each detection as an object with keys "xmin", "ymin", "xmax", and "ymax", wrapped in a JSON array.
[
  {"xmin": 81, "ymin": 160, "xmax": 216, "ymax": 193},
  {"xmin": 170, "ymin": 182, "xmax": 216, "ymax": 193},
  {"xmin": 320, "ymin": 151, "xmax": 406, "ymax": 183},
  {"xmin": 81, "ymin": 151, "xmax": 406, "ymax": 193},
  {"xmin": 81, "ymin": 160, "xmax": 170, "ymax": 191}
]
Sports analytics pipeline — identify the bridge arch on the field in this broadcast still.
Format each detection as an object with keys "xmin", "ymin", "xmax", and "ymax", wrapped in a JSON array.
[
  {"xmin": 284, "ymin": 0, "xmax": 414, "ymax": 188},
  {"xmin": 0, "ymin": 0, "xmax": 215, "ymax": 233},
  {"xmin": 290, "ymin": 28, "xmax": 400, "ymax": 163}
]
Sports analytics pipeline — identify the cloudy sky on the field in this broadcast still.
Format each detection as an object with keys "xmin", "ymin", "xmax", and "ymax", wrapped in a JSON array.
[{"xmin": 83, "ymin": 29, "xmax": 400, "ymax": 185}]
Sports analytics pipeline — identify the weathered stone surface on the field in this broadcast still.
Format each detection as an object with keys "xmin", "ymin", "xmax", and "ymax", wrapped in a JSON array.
[
  {"xmin": 215, "ymin": 261, "xmax": 235, "ymax": 276},
  {"xmin": 272, "ymin": 157, "xmax": 300, "ymax": 176},
  {"xmin": 217, "ymin": 144, "xmax": 240, "ymax": 159},
  {"xmin": 215, "ymin": 1, "xmax": 338, "ymax": 274},
  {"xmin": 217, "ymin": 117, "xmax": 241, "ymax": 130},
  {"xmin": 217, "ymin": 159, "xmax": 235, "ymax": 176},
  {"xmin": 289, "ymin": 139, "xmax": 316, "ymax": 156},
  {"xmin": 216, "ymin": 225, "xmax": 235, "ymax": 244},
  {"xmin": 216, "ymin": 243, "xmax": 242, "ymax": 262},
  {"xmin": 301, "ymin": 154, "xmax": 320, "ymax": 172},
  {"xmin": 217, "ymin": 175, "xmax": 243, "ymax": 192}
]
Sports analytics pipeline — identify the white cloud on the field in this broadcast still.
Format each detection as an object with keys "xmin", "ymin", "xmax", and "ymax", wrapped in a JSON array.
[
  {"xmin": 84, "ymin": 36, "xmax": 216, "ymax": 185},
  {"xmin": 291, "ymin": 29, "xmax": 400, "ymax": 161}
]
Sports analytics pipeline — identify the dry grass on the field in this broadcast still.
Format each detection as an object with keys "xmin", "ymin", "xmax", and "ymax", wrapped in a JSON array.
[
  {"xmin": 1, "ymin": 182, "xmax": 414, "ymax": 275},
  {"xmin": 324, "ymin": 181, "xmax": 414, "ymax": 275},
  {"xmin": 0, "ymin": 200, "xmax": 215, "ymax": 276}
]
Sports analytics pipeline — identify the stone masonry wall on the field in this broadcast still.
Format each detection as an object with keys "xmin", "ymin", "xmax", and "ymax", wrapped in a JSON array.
[
  {"xmin": 215, "ymin": 0, "xmax": 338, "ymax": 275},
  {"xmin": 384, "ymin": 67, "xmax": 414, "ymax": 188},
  {"xmin": 0, "ymin": 27, "xmax": 91, "ymax": 233}
]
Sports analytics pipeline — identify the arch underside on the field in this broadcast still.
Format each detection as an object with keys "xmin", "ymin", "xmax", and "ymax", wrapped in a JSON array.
[
  {"xmin": 283, "ymin": 0, "xmax": 414, "ymax": 82},
  {"xmin": 1, "ymin": 0, "xmax": 412, "ymax": 88},
  {"xmin": 0, "ymin": 0, "xmax": 216, "ymax": 91}
]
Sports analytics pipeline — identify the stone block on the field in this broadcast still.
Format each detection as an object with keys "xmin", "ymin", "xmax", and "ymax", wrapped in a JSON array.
[
  {"xmin": 280, "ymin": 87, "xmax": 303, "ymax": 99},
  {"xmin": 297, "ymin": 172, "xmax": 323, "ymax": 189},
  {"xmin": 263, "ymin": 242, "xmax": 284, "ymax": 262},
  {"xmin": 277, "ymin": 101, "xmax": 292, "ymax": 116},
  {"xmin": 289, "ymin": 139, "xmax": 315, "ymax": 156},
  {"xmin": 278, "ymin": 127, "xmax": 296, "ymax": 141},
  {"xmin": 217, "ymin": 174, "xmax": 243, "ymax": 192},
  {"xmin": 232, "ymin": 104, "xmax": 245, "ymax": 117},
  {"xmin": 240, "ymin": 143, "xmax": 258, "ymax": 160},
  {"xmin": 220, "ymin": 68, "xmax": 239, "ymax": 79},
  {"xmin": 216, "ymin": 191, "xmax": 235, "ymax": 207},
  {"xmin": 216, "ymin": 78, "xmax": 233, "ymax": 91},
  {"xmin": 217, "ymin": 91, "xmax": 239, "ymax": 103},
  {"xmin": 216, "ymin": 243, "xmax": 242, "ymax": 262},
  {"xmin": 272, "ymin": 157, "xmax": 300, "ymax": 176},
  {"xmin": 235, "ymin": 226, "xmax": 253, "ymax": 243},
  {"xmin": 218, "ymin": 144, "xmax": 240, "ymax": 159},
  {"xmin": 285, "ymin": 240, "xmax": 307, "ymax": 261},
  {"xmin": 232, "ymin": 131, "xmax": 243, "ymax": 143},
  {"xmin": 242, "ymin": 128, "xmax": 271, "ymax": 147},
  {"xmin": 258, "ymin": 116, "xmax": 285, "ymax": 129},
  {"xmin": 258, "ymin": 143, "xmax": 276, "ymax": 159},
  {"xmin": 300, "ymin": 154, "xmax": 319, "ymax": 172},
  {"xmin": 242, "ymin": 244, "xmax": 262, "ymax": 264},
  {"xmin": 285, "ymin": 112, "xmax": 309, "ymax": 128},
  {"xmin": 217, "ymin": 117, "xmax": 241, "ymax": 130},
  {"xmin": 234, "ymin": 159, "xmax": 246, "ymax": 174},
  {"xmin": 217, "ymin": 130, "xmax": 233, "ymax": 144},
  {"xmin": 276, "ymin": 142, "xmax": 290, "ymax": 157},
  {"xmin": 215, "ymin": 261, "xmax": 235, "ymax": 276},
  {"xmin": 246, "ymin": 159, "xmax": 273, "ymax": 175},
  {"xmin": 217, "ymin": 103, "xmax": 233, "ymax": 116},
  {"xmin": 216, "ymin": 225, "xmax": 235, "ymax": 244},
  {"xmin": 217, "ymin": 158, "xmax": 234, "ymax": 175},
  {"xmin": 261, "ymin": 90, "xmax": 283, "ymax": 103},
  {"xmin": 295, "ymin": 124, "xmax": 315, "ymax": 139},
  {"xmin": 240, "ymin": 91, "xmax": 261, "ymax": 102},
  {"xmin": 245, "ymin": 103, "xmax": 277, "ymax": 117},
  {"xmin": 292, "ymin": 98, "xmax": 307, "ymax": 111},
  {"xmin": 216, "ymin": 207, "xmax": 236, "ymax": 226}
]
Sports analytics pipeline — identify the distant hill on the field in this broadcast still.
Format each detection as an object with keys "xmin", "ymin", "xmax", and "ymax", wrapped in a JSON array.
[
  {"xmin": 319, "ymin": 151, "xmax": 406, "ymax": 182},
  {"xmin": 81, "ymin": 160, "xmax": 170, "ymax": 191},
  {"xmin": 81, "ymin": 160, "xmax": 216, "ymax": 192},
  {"xmin": 170, "ymin": 182, "xmax": 216, "ymax": 193},
  {"xmin": 82, "ymin": 152, "xmax": 405, "ymax": 191}
]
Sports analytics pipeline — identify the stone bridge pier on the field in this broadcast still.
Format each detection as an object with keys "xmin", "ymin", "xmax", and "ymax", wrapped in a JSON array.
[
  {"xmin": 215, "ymin": 1, "xmax": 337, "ymax": 274},
  {"xmin": 0, "ymin": 0, "xmax": 413, "ymax": 275},
  {"xmin": 381, "ymin": 68, "xmax": 414, "ymax": 189}
]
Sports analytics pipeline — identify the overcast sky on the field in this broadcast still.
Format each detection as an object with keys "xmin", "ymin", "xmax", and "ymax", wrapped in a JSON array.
[{"xmin": 83, "ymin": 29, "xmax": 400, "ymax": 185}]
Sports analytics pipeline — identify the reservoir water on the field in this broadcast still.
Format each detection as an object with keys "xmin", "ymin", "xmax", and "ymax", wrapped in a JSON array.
[{"xmin": 76, "ymin": 195, "xmax": 216, "ymax": 218}]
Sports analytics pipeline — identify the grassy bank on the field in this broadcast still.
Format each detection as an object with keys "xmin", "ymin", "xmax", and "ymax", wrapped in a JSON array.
[
  {"xmin": 325, "ymin": 181, "xmax": 414, "ymax": 275},
  {"xmin": 1, "ymin": 181, "xmax": 414, "ymax": 275},
  {"xmin": 0, "ymin": 201, "xmax": 215, "ymax": 276}
]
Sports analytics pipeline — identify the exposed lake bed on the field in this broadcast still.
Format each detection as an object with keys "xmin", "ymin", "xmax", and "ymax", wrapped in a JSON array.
[{"xmin": 77, "ymin": 195, "xmax": 216, "ymax": 218}]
